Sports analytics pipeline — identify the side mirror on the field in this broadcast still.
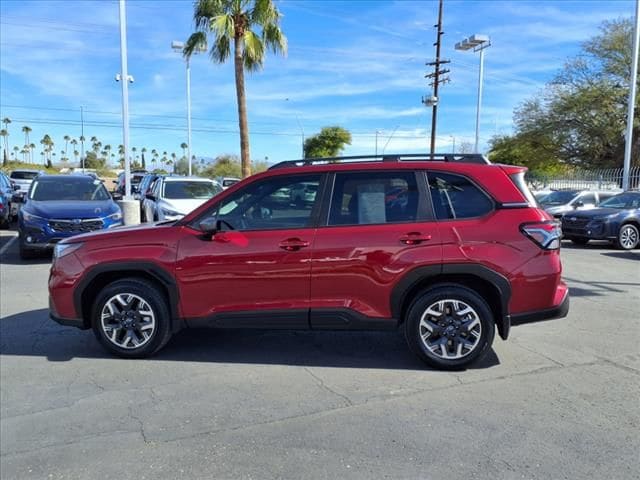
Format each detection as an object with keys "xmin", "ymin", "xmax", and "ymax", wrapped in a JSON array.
[
  {"xmin": 12, "ymin": 194, "xmax": 24, "ymax": 203},
  {"xmin": 145, "ymin": 193, "xmax": 156, "ymax": 201},
  {"xmin": 199, "ymin": 217, "xmax": 218, "ymax": 237},
  {"xmin": 13, "ymin": 184, "xmax": 20, "ymax": 191},
  {"xmin": 573, "ymin": 201, "xmax": 584, "ymax": 208}
]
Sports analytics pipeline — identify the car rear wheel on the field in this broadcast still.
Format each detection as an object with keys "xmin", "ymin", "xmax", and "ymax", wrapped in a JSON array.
[
  {"xmin": 616, "ymin": 224, "xmax": 639, "ymax": 250},
  {"xmin": 91, "ymin": 279, "xmax": 172, "ymax": 358},
  {"xmin": 404, "ymin": 285, "xmax": 495, "ymax": 370}
]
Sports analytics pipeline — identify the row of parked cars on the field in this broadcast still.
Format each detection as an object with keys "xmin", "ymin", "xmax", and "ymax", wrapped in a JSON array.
[
  {"xmin": 534, "ymin": 188, "xmax": 640, "ymax": 250},
  {"xmin": 1, "ymin": 168, "xmax": 233, "ymax": 259}
]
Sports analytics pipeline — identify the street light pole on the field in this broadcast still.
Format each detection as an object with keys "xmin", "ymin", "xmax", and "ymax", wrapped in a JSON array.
[
  {"xmin": 455, "ymin": 34, "xmax": 491, "ymax": 153},
  {"xmin": 173, "ymin": 40, "xmax": 205, "ymax": 177},
  {"xmin": 118, "ymin": 0, "xmax": 131, "ymax": 199},
  {"xmin": 623, "ymin": 0, "xmax": 640, "ymax": 191}
]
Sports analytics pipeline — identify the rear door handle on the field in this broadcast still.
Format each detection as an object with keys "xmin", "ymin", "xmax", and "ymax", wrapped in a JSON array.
[
  {"xmin": 399, "ymin": 232, "xmax": 432, "ymax": 245},
  {"xmin": 279, "ymin": 238, "xmax": 310, "ymax": 251}
]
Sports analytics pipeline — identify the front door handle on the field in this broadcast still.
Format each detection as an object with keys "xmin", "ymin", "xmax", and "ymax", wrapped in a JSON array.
[
  {"xmin": 399, "ymin": 232, "xmax": 432, "ymax": 245},
  {"xmin": 279, "ymin": 238, "xmax": 310, "ymax": 251}
]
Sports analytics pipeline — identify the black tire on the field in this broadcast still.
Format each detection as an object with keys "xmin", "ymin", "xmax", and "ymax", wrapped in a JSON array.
[
  {"xmin": 569, "ymin": 237, "xmax": 589, "ymax": 246},
  {"xmin": 91, "ymin": 278, "xmax": 173, "ymax": 358},
  {"xmin": 404, "ymin": 285, "xmax": 495, "ymax": 370},
  {"xmin": 615, "ymin": 223, "xmax": 639, "ymax": 250},
  {"xmin": 18, "ymin": 233, "xmax": 38, "ymax": 259}
]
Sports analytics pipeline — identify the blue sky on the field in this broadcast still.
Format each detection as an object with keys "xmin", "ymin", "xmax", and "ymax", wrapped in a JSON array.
[{"xmin": 0, "ymin": 0, "xmax": 636, "ymax": 166}]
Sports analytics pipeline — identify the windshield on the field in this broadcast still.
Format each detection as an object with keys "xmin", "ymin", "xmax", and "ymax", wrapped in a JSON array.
[
  {"xmin": 598, "ymin": 193, "xmax": 640, "ymax": 209},
  {"xmin": 540, "ymin": 191, "xmax": 579, "ymax": 206},
  {"xmin": 163, "ymin": 181, "xmax": 221, "ymax": 199},
  {"xmin": 10, "ymin": 171, "xmax": 39, "ymax": 180},
  {"xmin": 30, "ymin": 178, "xmax": 111, "ymax": 201}
]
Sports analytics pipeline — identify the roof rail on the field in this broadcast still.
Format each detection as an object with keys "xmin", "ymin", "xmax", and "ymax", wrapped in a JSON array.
[{"xmin": 268, "ymin": 153, "xmax": 490, "ymax": 170}]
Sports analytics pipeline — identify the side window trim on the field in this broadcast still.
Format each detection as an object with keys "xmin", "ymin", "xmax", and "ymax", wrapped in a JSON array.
[{"xmin": 425, "ymin": 170, "xmax": 496, "ymax": 221}]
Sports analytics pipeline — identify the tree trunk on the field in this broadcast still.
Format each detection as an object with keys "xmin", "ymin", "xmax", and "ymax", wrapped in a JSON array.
[{"xmin": 234, "ymin": 35, "xmax": 251, "ymax": 178}]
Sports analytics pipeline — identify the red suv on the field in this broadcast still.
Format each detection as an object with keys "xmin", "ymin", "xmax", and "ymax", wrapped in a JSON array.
[{"xmin": 49, "ymin": 154, "xmax": 569, "ymax": 369}]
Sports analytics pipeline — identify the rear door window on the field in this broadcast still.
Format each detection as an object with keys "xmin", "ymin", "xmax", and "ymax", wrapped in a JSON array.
[{"xmin": 328, "ymin": 171, "xmax": 421, "ymax": 226}]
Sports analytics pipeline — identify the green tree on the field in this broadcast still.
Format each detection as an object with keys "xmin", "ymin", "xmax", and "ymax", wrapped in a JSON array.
[
  {"xmin": 63, "ymin": 135, "xmax": 71, "ymax": 161},
  {"xmin": 84, "ymin": 151, "xmax": 106, "ymax": 169},
  {"xmin": 185, "ymin": 0, "xmax": 287, "ymax": 178},
  {"xmin": 141, "ymin": 147, "xmax": 147, "ymax": 169},
  {"xmin": 180, "ymin": 142, "xmax": 188, "ymax": 160},
  {"xmin": 303, "ymin": 126, "xmax": 352, "ymax": 159},
  {"xmin": 490, "ymin": 18, "xmax": 639, "ymax": 170}
]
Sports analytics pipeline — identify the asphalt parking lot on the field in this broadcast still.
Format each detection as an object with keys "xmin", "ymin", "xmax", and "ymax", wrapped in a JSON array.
[{"xmin": 1, "ymin": 226, "xmax": 638, "ymax": 480}]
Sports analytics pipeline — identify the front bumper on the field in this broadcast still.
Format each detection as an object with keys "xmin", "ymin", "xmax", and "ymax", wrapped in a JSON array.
[{"xmin": 49, "ymin": 296, "xmax": 87, "ymax": 329}]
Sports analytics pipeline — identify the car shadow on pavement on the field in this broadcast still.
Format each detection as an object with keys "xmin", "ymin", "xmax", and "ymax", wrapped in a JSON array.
[
  {"xmin": 600, "ymin": 251, "xmax": 639, "ymax": 261},
  {"xmin": 562, "ymin": 275, "xmax": 638, "ymax": 298},
  {"xmin": 0, "ymin": 308, "xmax": 500, "ymax": 371}
]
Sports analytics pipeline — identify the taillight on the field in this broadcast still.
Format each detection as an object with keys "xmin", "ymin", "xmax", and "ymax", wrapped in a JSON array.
[{"xmin": 521, "ymin": 221, "xmax": 562, "ymax": 250}]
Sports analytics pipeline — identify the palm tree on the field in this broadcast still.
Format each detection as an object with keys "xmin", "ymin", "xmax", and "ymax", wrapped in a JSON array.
[
  {"xmin": 79, "ymin": 135, "xmax": 86, "ymax": 163},
  {"xmin": 40, "ymin": 134, "xmax": 54, "ymax": 165},
  {"xmin": 13, "ymin": 146, "xmax": 19, "ymax": 159},
  {"xmin": 2, "ymin": 118, "xmax": 11, "ymax": 163},
  {"xmin": 0, "ymin": 128, "xmax": 8, "ymax": 165},
  {"xmin": 70, "ymin": 139, "xmax": 78, "ymax": 164},
  {"xmin": 104, "ymin": 144, "xmax": 112, "ymax": 164},
  {"xmin": 151, "ymin": 149, "xmax": 158, "ymax": 170},
  {"xmin": 131, "ymin": 146, "xmax": 137, "ymax": 164},
  {"xmin": 185, "ymin": 0, "xmax": 287, "ymax": 178},
  {"xmin": 63, "ymin": 135, "xmax": 71, "ymax": 161},
  {"xmin": 180, "ymin": 142, "xmax": 188, "ymax": 160},
  {"xmin": 141, "ymin": 147, "xmax": 147, "ymax": 169},
  {"xmin": 29, "ymin": 143, "xmax": 36, "ymax": 163},
  {"xmin": 21, "ymin": 146, "xmax": 29, "ymax": 162},
  {"xmin": 22, "ymin": 126, "xmax": 32, "ymax": 162}
]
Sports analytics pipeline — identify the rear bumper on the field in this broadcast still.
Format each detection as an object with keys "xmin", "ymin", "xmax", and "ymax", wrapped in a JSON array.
[{"xmin": 511, "ymin": 287, "xmax": 570, "ymax": 325}]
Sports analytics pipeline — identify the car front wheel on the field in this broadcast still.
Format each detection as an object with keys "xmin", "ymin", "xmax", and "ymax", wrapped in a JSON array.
[
  {"xmin": 404, "ymin": 285, "xmax": 495, "ymax": 370},
  {"xmin": 616, "ymin": 224, "xmax": 639, "ymax": 250},
  {"xmin": 91, "ymin": 279, "xmax": 172, "ymax": 358}
]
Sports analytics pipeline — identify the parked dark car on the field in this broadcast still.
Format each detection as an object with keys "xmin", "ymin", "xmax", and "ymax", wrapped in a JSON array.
[
  {"xmin": 0, "ymin": 171, "xmax": 17, "ymax": 228},
  {"xmin": 49, "ymin": 153, "xmax": 568, "ymax": 370},
  {"xmin": 17, "ymin": 175, "xmax": 123, "ymax": 259},
  {"xmin": 561, "ymin": 191, "xmax": 640, "ymax": 249},
  {"xmin": 134, "ymin": 173, "xmax": 159, "ymax": 221}
]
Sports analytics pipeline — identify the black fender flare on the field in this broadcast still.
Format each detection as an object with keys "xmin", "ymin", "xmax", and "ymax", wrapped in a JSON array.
[
  {"xmin": 390, "ymin": 263, "xmax": 511, "ymax": 339},
  {"xmin": 73, "ymin": 261, "xmax": 182, "ymax": 331}
]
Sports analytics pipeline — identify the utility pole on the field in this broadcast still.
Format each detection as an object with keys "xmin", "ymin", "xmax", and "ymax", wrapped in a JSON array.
[
  {"xmin": 424, "ymin": 0, "xmax": 450, "ymax": 156},
  {"xmin": 623, "ymin": 0, "xmax": 639, "ymax": 191}
]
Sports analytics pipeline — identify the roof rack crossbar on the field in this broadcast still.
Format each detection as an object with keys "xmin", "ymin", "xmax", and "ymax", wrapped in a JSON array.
[{"xmin": 268, "ymin": 153, "xmax": 490, "ymax": 170}]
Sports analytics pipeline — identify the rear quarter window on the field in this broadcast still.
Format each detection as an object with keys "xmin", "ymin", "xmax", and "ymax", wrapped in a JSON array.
[{"xmin": 427, "ymin": 171, "xmax": 494, "ymax": 220}]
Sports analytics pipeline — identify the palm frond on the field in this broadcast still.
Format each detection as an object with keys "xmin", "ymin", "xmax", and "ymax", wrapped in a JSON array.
[
  {"xmin": 210, "ymin": 14, "xmax": 235, "ymax": 38},
  {"xmin": 250, "ymin": 0, "xmax": 277, "ymax": 25},
  {"xmin": 184, "ymin": 31, "xmax": 208, "ymax": 58},
  {"xmin": 243, "ymin": 29, "xmax": 265, "ymax": 71},
  {"xmin": 211, "ymin": 35, "xmax": 231, "ymax": 63},
  {"xmin": 193, "ymin": 0, "xmax": 226, "ymax": 29},
  {"xmin": 262, "ymin": 23, "xmax": 287, "ymax": 55}
]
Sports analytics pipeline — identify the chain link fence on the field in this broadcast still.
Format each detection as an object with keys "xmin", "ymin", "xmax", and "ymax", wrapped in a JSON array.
[{"xmin": 526, "ymin": 166, "xmax": 640, "ymax": 191}]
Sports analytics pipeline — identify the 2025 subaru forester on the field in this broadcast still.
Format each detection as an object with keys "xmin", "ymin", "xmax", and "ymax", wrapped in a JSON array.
[{"xmin": 49, "ymin": 154, "xmax": 569, "ymax": 370}]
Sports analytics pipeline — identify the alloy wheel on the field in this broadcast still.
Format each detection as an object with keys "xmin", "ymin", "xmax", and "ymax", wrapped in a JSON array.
[
  {"xmin": 619, "ymin": 225, "xmax": 639, "ymax": 250},
  {"xmin": 419, "ymin": 299, "xmax": 482, "ymax": 360},
  {"xmin": 100, "ymin": 293, "xmax": 156, "ymax": 349}
]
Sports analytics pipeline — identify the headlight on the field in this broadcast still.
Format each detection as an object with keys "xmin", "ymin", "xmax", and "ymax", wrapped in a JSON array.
[
  {"xmin": 53, "ymin": 242, "xmax": 83, "ymax": 259},
  {"xmin": 107, "ymin": 211, "xmax": 122, "ymax": 221},
  {"xmin": 22, "ymin": 211, "xmax": 45, "ymax": 223}
]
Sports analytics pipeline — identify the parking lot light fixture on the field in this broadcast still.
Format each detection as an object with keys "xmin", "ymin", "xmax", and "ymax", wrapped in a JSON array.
[
  {"xmin": 455, "ymin": 34, "xmax": 491, "ymax": 153},
  {"xmin": 172, "ymin": 40, "xmax": 206, "ymax": 176}
]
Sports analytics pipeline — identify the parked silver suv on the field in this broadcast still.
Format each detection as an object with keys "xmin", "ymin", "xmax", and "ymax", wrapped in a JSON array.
[{"xmin": 540, "ymin": 189, "xmax": 620, "ymax": 218}]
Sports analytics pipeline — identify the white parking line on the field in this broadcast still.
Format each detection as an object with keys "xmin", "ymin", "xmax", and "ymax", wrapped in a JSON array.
[{"xmin": 0, "ymin": 234, "xmax": 18, "ymax": 256}]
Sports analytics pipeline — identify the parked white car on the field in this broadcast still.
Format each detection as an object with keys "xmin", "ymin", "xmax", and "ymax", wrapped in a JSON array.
[{"xmin": 143, "ymin": 176, "xmax": 222, "ymax": 222}]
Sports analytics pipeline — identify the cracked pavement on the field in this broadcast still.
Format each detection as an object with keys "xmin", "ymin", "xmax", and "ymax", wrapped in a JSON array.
[{"xmin": 1, "ymin": 237, "xmax": 639, "ymax": 479}]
